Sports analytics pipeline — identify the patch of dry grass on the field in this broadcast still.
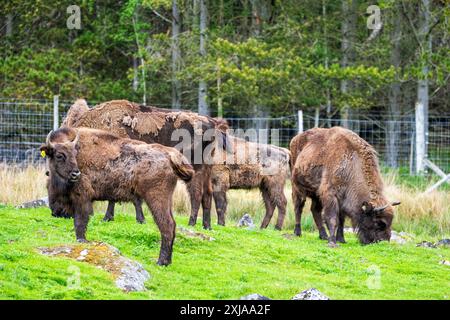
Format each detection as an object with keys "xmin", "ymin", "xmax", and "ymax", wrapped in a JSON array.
[{"xmin": 1, "ymin": 165, "xmax": 448, "ymax": 237}]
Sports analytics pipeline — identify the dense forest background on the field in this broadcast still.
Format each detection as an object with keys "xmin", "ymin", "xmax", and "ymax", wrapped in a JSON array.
[{"xmin": 0, "ymin": 0, "xmax": 449, "ymax": 118}]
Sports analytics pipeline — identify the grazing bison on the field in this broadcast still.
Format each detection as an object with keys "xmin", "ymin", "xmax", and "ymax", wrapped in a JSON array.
[
  {"xmin": 211, "ymin": 135, "xmax": 290, "ymax": 229},
  {"xmin": 57, "ymin": 99, "xmax": 228, "ymax": 229},
  {"xmin": 41, "ymin": 127, "xmax": 194, "ymax": 266},
  {"xmin": 290, "ymin": 127, "xmax": 400, "ymax": 247}
]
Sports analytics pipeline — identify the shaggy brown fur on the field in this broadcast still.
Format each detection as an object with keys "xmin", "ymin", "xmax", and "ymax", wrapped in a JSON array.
[
  {"xmin": 290, "ymin": 127, "xmax": 400, "ymax": 246},
  {"xmin": 41, "ymin": 127, "xmax": 194, "ymax": 266},
  {"xmin": 211, "ymin": 135, "xmax": 290, "ymax": 229},
  {"xmin": 60, "ymin": 99, "xmax": 228, "ymax": 229}
]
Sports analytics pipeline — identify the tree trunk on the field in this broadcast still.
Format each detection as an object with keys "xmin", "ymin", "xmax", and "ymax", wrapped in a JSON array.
[
  {"xmin": 386, "ymin": 2, "xmax": 402, "ymax": 168},
  {"xmin": 198, "ymin": 0, "xmax": 209, "ymax": 115},
  {"xmin": 416, "ymin": 0, "xmax": 431, "ymax": 173},
  {"xmin": 340, "ymin": 0, "xmax": 357, "ymax": 128},
  {"xmin": 323, "ymin": 0, "xmax": 332, "ymax": 127},
  {"xmin": 172, "ymin": 0, "xmax": 182, "ymax": 109},
  {"xmin": 132, "ymin": 56, "xmax": 139, "ymax": 92},
  {"xmin": 6, "ymin": 14, "xmax": 13, "ymax": 36}
]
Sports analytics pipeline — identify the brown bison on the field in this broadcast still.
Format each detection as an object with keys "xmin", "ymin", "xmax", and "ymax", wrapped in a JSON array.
[
  {"xmin": 290, "ymin": 127, "xmax": 400, "ymax": 247},
  {"xmin": 211, "ymin": 135, "xmax": 290, "ymax": 229},
  {"xmin": 41, "ymin": 127, "xmax": 194, "ymax": 266},
  {"xmin": 56, "ymin": 99, "xmax": 228, "ymax": 229}
]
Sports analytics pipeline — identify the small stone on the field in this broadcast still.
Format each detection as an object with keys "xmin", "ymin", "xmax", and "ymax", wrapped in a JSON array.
[
  {"xmin": 237, "ymin": 214, "xmax": 255, "ymax": 229},
  {"xmin": 292, "ymin": 288, "xmax": 330, "ymax": 300},
  {"xmin": 240, "ymin": 293, "xmax": 271, "ymax": 300},
  {"xmin": 439, "ymin": 260, "xmax": 450, "ymax": 266},
  {"xmin": 79, "ymin": 249, "xmax": 89, "ymax": 256},
  {"xmin": 416, "ymin": 241, "xmax": 437, "ymax": 248},
  {"xmin": 282, "ymin": 233, "xmax": 295, "ymax": 240},
  {"xmin": 436, "ymin": 239, "xmax": 450, "ymax": 247},
  {"xmin": 177, "ymin": 227, "xmax": 215, "ymax": 241},
  {"xmin": 16, "ymin": 197, "xmax": 49, "ymax": 209}
]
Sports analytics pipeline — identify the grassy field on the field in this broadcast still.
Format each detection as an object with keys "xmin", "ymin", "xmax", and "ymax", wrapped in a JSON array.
[
  {"xmin": 0, "ymin": 206, "xmax": 448, "ymax": 300},
  {"xmin": 0, "ymin": 165, "xmax": 449, "ymax": 300}
]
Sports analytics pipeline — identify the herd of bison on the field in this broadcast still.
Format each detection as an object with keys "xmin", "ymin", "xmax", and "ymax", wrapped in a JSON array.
[{"xmin": 41, "ymin": 99, "xmax": 400, "ymax": 266}]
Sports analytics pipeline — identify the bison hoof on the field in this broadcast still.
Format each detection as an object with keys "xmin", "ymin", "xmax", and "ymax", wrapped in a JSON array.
[
  {"xmin": 274, "ymin": 225, "xmax": 282, "ymax": 231},
  {"xmin": 103, "ymin": 217, "xmax": 114, "ymax": 222},
  {"xmin": 136, "ymin": 219, "xmax": 146, "ymax": 224},
  {"xmin": 157, "ymin": 259, "xmax": 171, "ymax": 266},
  {"xmin": 337, "ymin": 238, "xmax": 346, "ymax": 243},
  {"xmin": 203, "ymin": 225, "xmax": 212, "ymax": 230},
  {"xmin": 77, "ymin": 238, "xmax": 89, "ymax": 243},
  {"xmin": 327, "ymin": 242, "xmax": 339, "ymax": 248}
]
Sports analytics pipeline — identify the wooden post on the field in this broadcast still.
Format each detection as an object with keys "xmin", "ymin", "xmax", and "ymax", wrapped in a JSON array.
[
  {"xmin": 415, "ymin": 102, "xmax": 425, "ymax": 174},
  {"xmin": 298, "ymin": 110, "xmax": 303, "ymax": 133},
  {"xmin": 53, "ymin": 95, "xmax": 59, "ymax": 130}
]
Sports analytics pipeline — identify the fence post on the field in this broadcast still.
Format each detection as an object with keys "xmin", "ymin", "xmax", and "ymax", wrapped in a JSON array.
[
  {"xmin": 415, "ymin": 102, "xmax": 426, "ymax": 174},
  {"xmin": 53, "ymin": 95, "xmax": 59, "ymax": 130},
  {"xmin": 314, "ymin": 107, "xmax": 320, "ymax": 128},
  {"xmin": 297, "ymin": 110, "xmax": 303, "ymax": 133}
]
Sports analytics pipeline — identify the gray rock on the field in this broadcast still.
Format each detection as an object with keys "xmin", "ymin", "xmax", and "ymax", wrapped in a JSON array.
[
  {"xmin": 416, "ymin": 241, "xmax": 437, "ymax": 248},
  {"xmin": 38, "ymin": 242, "xmax": 150, "ymax": 292},
  {"xmin": 240, "ymin": 293, "xmax": 271, "ymax": 300},
  {"xmin": 390, "ymin": 231, "xmax": 415, "ymax": 244},
  {"xmin": 292, "ymin": 288, "xmax": 330, "ymax": 300},
  {"xmin": 115, "ymin": 257, "xmax": 150, "ymax": 292},
  {"xmin": 17, "ymin": 197, "xmax": 49, "ymax": 209},
  {"xmin": 439, "ymin": 260, "xmax": 450, "ymax": 266},
  {"xmin": 436, "ymin": 239, "xmax": 450, "ymax": 247},
  {"xmin": 237, "ymin": 214, "xmax": 255, "ymax": 229},
  {"xmin": 177, "ymin": 227, "xmax": 215, "ymax": 241}
]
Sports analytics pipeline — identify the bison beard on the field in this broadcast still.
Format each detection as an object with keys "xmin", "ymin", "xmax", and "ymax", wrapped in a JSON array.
[{"xmin": 42, "ymin": 127, "xmax": 194, "ymax": 266}]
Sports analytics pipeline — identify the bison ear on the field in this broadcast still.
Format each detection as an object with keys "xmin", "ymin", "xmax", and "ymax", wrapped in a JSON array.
[{"xmin": 39, "ymin": 145, "xmax": 53, "ymax": 158}]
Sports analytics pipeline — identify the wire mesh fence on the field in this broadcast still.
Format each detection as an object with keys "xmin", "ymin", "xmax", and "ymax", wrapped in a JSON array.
[{"xmin": 1, "ymin": 99, "xmax": 449, "ymax": 177}]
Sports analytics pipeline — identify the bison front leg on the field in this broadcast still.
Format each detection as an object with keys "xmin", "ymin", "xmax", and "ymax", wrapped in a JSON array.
[
  {"xmin": 336, "ymin": 212, "xmax": 346, "ymax": 243},
  {"xmin": 322, "ymin": 196, "xmax": 339, "ymax": 247},
  {"xmin": 74, "ymin": 201, "xmax": 92, "ymax": 243},
  {"xmin": 187, "ymin": 171, "xmax": 203, "ymax": 227},
  {"xmin": 103, "ymin": 201, "xmax": 115, "ymax": 222},
  {"xmin": 201, "ymin": 178, "xmax": 213, "ymax": 230},
  {"xmin": 213, "ymin": 191, "xmax": 227, "ymax": 226},
  {"xmin": 134, "ymin": 198, "xmax": 145, "ymax": 224}
]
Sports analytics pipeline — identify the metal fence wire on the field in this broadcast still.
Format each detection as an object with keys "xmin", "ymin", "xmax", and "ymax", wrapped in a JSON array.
[{"xmin": 0, "ymin": 99, "xmax": 449, "ymax": 176}]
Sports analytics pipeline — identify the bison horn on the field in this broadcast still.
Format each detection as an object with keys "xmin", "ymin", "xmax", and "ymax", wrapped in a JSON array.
[
  {"xmin": 46, "ymin": 130, "xmax": 55, "ymax": 149},
  {"xmin": 71, "ymin": 130, "xmax": 80, "ymax": 146},
  {"xmin": 373, "ymin": 204, "xmax": 390, "ymax": 213},
  {"xmin": 374, "ymin": 201, "xmax": 401, "ymax": 213}
]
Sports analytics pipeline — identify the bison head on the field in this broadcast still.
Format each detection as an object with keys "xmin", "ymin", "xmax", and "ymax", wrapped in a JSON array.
[
  {"xmin": 357, "ymin": 201, "xmax": 400, "ymax": 244},
  {"xmin": 40, "ymin": 127, "xmax": 81, "ymax": 184}
]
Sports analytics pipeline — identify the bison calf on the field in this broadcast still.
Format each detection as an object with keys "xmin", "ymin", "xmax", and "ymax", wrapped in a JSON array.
[
  {"xmin": 41, "ymin": 127, "xmax": 194, "ymax": 266},
  {"xmin": 290, "ymin": 127, "xmax": 400, "ymax": 247}
]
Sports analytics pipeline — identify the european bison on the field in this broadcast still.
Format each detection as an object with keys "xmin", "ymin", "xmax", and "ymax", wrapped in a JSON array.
[
  {"xmin": 211, "ymin": 135, "xmax": 290, "ymax": 229},
  {"xmin": 41, "ymin": 127, "xmax": 194, "ymax": 266},
  {"xmin": 290, "ymin": 127, "xmax": 400, "ymax": 247},
  {"xmin": 57, "ymin": 99, "xmax": 228, "ymax": 229},
  {"xmin": 56, "ymin": 99, "xmax": 227, "ymax": 229}
]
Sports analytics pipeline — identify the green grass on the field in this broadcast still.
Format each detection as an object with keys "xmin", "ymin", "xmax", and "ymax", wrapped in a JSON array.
[{"xmin": 0, "ymin": 206, "xmax": 449, "ymax": 300}]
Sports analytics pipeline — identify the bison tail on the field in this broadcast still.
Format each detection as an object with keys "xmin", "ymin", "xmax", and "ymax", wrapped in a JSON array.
[{"xmin": 169, "ymin": 152, "xmax": 195, "ymax": 182}]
